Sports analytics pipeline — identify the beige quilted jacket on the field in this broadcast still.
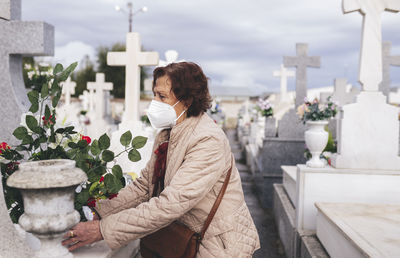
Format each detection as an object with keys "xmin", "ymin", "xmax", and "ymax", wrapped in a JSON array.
[{"xmin": 96, "ymin": 113, "xmax": 260, "ymax": 257}]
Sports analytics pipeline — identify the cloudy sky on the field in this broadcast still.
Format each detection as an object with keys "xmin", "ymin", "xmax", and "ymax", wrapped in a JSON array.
[{"xmin": 22, "ymin": 0, "xmax": 400, "ymax": 95}]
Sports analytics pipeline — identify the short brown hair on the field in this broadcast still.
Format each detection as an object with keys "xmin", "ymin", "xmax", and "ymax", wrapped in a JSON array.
[{"xmin": 153, "ymin": 62, "xmax": 212, "ymax": 117}]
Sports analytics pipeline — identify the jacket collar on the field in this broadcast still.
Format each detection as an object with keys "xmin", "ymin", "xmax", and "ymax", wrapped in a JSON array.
[{"xmin": 168, "ymin": 113, "xmax": 204, "ymax": 148}]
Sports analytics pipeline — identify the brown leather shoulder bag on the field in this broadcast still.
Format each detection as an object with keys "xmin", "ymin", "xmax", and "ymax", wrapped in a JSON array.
[{"xmin": 140, "ymin": 160, "xmax": 233, "ymax": 258}]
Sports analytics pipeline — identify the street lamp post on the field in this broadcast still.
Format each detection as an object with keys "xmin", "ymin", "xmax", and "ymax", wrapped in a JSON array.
[{"xmin": 115, "ymin": 2, "xmax": 148, "ymax": 32}]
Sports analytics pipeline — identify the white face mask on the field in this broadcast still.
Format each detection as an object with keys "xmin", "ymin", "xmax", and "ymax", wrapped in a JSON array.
[{"xmin": 147, "ymin": 100, "xmax": 186, "ymax": 129}]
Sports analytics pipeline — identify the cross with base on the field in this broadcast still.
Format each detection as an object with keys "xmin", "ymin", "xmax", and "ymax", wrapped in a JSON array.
[
  {"xmin": 61, "ymin": 77, "xmax": 76, "ymax": 106},
  {"xmin": 343, "ymin": 0, "xmax": 400, "ymax": 91},
  {"xmin": 87, "ymin": 73, "xmax": 113, "ymax": 120},
  {"xmin": 107, "ymin": 32, "xmax": 159, "ymax": 123},
  {"xmin": 273, "ymin": 64, "xmax": 295, "ymax": 102},
  {"xmin": 0, "ymin": 0, "xmax": 54, "ymax": 145},
  {"xmin": 283, "ymin": 43, "xmax": 320, "ymax": 107},
  {"xmin": 380, "ymin": 41, "xmax": 400, "ymax": 96}
]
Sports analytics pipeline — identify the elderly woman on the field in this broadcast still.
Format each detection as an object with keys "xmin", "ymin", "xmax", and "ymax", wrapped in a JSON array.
[{"xmin": 62, "ymin": 62, "xmax": 260, "ymax": 257}]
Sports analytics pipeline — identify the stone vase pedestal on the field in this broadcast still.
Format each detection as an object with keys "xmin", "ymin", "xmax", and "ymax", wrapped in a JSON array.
[
  {"xmin": 305, "ymin": 120, "xmax": 329, "ymax": 168},
  {"xmin": 7, "ymin": 159, "xmax": 87, "ymax": 258}
]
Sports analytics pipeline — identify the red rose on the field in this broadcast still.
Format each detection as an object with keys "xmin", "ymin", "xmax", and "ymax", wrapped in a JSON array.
[
  {"xmin": 0, "ymin": 142, "xmax": 10, "ymax": 154},
  {"xmin": 42, "ymin": 115, "xmax": 55, "ymax": 126},
  {"xmin": 99, "ymin": 176, "xmax": 104, "ymax": 183},
  {"xmin": 87, "ymin": 197, "xmax": 96, "ymax": 208},
  {"xmin": 108, "ymin": 193, "xmax": 118, "ymax": 200},
  {"xmin": 80, "ymin": 135, "xmax": 91, "ymax": 144}
]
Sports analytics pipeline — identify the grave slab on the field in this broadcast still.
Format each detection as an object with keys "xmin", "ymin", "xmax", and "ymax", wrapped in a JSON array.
[{"xmin": 316, "ymin": 202, "xmax": 400, "ymax": 258}]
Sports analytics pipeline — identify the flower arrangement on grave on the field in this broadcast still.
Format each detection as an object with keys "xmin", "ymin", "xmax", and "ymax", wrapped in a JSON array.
[
  {"xmin": 1, "ymin": 62, "xmax": 146, "ymax": 223},
  {"xmin": 297, "ymin": 97, "xmax": 338, "ymax": 124},
  {"xmin": 256, "ymin": 98, "xmax": 273, "ymax": 118}
]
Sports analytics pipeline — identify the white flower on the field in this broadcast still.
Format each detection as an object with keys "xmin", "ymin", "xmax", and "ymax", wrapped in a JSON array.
[
  {"xmin": 27, "ymin": 71, "xmax": 35, "ymax": 80},
  {"xmin": 82, "ymin": 206, "xmax": 94, "ymax": 221},
  {"xmin": 24, "ymin": 64, "xmax": 32, "ymax": 70}
]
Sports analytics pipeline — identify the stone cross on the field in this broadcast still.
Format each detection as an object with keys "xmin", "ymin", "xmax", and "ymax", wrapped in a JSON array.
[
  {"xmin": 380, "ymin": 41, "xmax": 400, "ymax": 96},
  {"xmin": 87, "ymin": 73, "xmax": 113, "ymax": 119},
  {"xmin": 107, "ymin": 32, "xmax": 159, "ymax": 123},
  {"xmin": 343, "ymin": 0, "xmax": 400, "ymax": 91},
  {"xmin": 61, "ymin": 77, "xmax": 76, "ymax": 106},
  {"xmin": 0, "ymin": 0, "xmax": 54, "ymax": 145},
  {"xmin": 273, "ymin": 64, "xmax": 295, "ymax": 102},
  {"xmin": 284, "ymin": 43, "xmax": 320, "ymax": 107},
  {"xmin": 79, "ymin": 90, "xmax": 90, "ymax": 111}
]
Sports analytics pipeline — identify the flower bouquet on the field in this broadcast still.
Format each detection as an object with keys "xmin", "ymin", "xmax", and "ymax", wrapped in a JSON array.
[
  {"xmin": 297, "ymin": 97, "xmax": 338, "ymax": 168},
  {"xmin": 1, "ymin": 62, "xmax": 146, "ymax": 223},
  {"xmin": 256, "ymin": 98, "xmax": 273, "ymax": 118}
]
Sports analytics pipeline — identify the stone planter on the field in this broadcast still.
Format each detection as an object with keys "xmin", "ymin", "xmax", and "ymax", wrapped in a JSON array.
[
  {"xmin": 305, "ymin": 120, "xmax": 329, "ymax": 168},
  {"xmin": 264, "ymin": 117, "xmax": 277, "ymax": 138},
  {"xmin": 7, "ymin": 159, "xmax": 87, "ymax": 258}
]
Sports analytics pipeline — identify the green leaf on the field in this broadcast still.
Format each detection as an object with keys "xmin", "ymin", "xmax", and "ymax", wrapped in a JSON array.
[
  {"xmin": 51, "ymin": 78, "xmax": 59, "ymax": 95},
  {"xmin": 58, "ymin": 62, "xmax": 78, "ymax": 81},
  {"xmin": 120, "ymin": 131, "xmax": 132, "ymax": 147},
  {"xmin": 128, "ymin": 149, "xmax": 141, "ymax": 162},
  {"xmin": 88, "ymin": 169, "xmax": 101, "ymax": 183},
  {"xmin": 55, "ymin": 128, "xmax": 65, "ymax": 134},
  {"xmin": 90, "ymin": 140, "xmax": 101, "ymax": 156},
  {"xmin": 44, "ymin": 105, "xmax": 51, "ymax": 120},
  {"xmin": 13, "ymin": 127, "xmax": 28, "ymax": 140},
  {"xmin": 27, "ymin": 90, "xmax": 39, "ymax": 105},
  {"xmin": 76, "ymin": 188, "xmax": 89, "ymax": 205},
  {"xmin": 68, "ymin": 142, "xmax": 78, "ymax": 149},
  {"xmin": 101, "ymin": 150, "xmax": 114, "ymax": 162},
  {"xmin": 89, "ymin": 181, "xmax": 99, "ymax": 195},
  {"xmin": 41, "ymin": 83, "xmax": 49, "ymax": 98},
  {"xmin": 29, "ymin": 103, "xmax": 39, "ymax": 113},
  {"xmin": 112, "ymin": 165, "xmax": 123, "ymax": 179},
  {"xmin": 77, "ymin": 140, "xmax": 88, "ymax": 149},
  {"xmin": 104, "ymin": 174, "xmax": 122, "ymax": 193},
  {"xmin": 25, "ymin": 115, "xmax": 40, "ymax": 133},
  {"xmin": 98, "ymin": 134, "xmax": 110, "ymax": 150},
  {"xmin": 52, "ymin": 91, "xmax": 62, "ymax": 108},
  {"xmin": 53, "ymin": 63, "xmax": 64, "ymax": 75},
  {"xmin": 21, "ymin": 135, "xmax": 33, "ymax": 145},
  {"xmin": 131, "ymin": 136, "xmax": 147, "ymax": 149}
]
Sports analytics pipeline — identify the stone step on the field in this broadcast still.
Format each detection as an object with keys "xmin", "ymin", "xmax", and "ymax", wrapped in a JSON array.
[{"xmin": 316, "ymin": 203, "xmax": 400, "ymax": 258}]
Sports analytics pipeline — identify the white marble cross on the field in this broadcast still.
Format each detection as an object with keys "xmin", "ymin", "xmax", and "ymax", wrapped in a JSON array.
[
  {"xmin": 284, "ymin": 43, "xmax": 320, "ymax": 107},
  {"xmin": 61, "ymin": 77, "xmax": 76, "ymax": 106},
  {"xmin": 107, "ymin": 32, "xmax": 159, "ymax": 123},
  {"xmin": 380, "ymin": 41, "xmax": 400, "ymax": 96},
  {"xmin": 87, "ymin": 73, "xmax": 113, "ymax": 119},
  {"xmin": 273, "ymin": 64, "xmax": 295, "ymax": 102},
  {"xmin": 343, "ymin": 0, "xmax": 400, "ymax": 91},
  {"xmin": 78, "ymin": 90, "xmax": 90, "ymax": 111}
]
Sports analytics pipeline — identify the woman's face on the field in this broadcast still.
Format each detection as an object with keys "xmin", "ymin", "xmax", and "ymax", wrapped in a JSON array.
[{"xmin": 153, "ymin": 75, "xmax": 187, "ymax": 123}]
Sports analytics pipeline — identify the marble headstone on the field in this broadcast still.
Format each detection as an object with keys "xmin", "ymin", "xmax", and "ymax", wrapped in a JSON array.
[
  {"xmin": 332, "ymin": 0, "xmax": 400, "ymax": 170},
  {"xmin": 61, "ymin": 77, "xmax": 76, "ymax": 106},
  {"xmin": 273, "ymin": 64, "xmax": 295, "ymax": 103}
]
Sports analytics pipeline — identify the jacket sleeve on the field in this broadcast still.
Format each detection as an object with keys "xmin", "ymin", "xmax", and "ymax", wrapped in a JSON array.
[
  {"xmin": 99, "ymin": 135, "xmax": 229, "ymax": 249},
  {"xmin": 94, "ymin": 158, "xmax": 153, "ymax": 219}
]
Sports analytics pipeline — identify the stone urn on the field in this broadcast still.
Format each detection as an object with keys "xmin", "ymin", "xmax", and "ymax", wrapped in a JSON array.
[
  {"xmin": 264, "ymin": 116, "xmax": 277, "ymax": 138},
  {"xmin": 7, "ymin": 159, "xmax": 87, "ymax": 258},
  {"xmin": 305, "ymin": 121, "xmax": 329, "ymax": 168}
]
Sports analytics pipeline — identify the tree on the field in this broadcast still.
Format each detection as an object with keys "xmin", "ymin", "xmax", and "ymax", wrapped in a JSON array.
[
  {"xmin": 97, "ymin": 43, "xmax": 149, "ymax": 98},
  {"xmin": 72, "ymin": 55, "xmax": 96, "ymax": 97}
]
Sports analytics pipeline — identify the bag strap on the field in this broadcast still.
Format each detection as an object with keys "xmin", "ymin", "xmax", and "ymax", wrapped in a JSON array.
[{"xmin": 199, "ymin": 155, "xmax": 233, "ymax": 239}]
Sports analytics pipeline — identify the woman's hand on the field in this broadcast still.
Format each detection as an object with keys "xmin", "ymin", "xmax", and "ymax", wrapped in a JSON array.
[{"xmin": 62, "ymin": 220, "xmax": 103, "ymax": 251}]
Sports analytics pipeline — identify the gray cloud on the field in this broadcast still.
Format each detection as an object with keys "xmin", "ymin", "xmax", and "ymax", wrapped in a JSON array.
[{"xmin": 21, "ymin": 0, "xmax": 400, "ymax": 94}]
